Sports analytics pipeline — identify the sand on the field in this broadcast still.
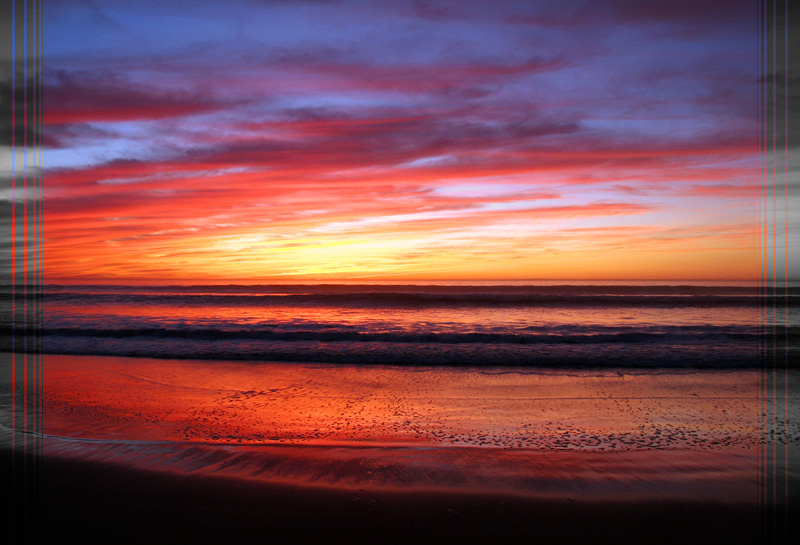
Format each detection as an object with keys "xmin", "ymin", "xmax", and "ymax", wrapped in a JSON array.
[
  {"xmin": 24, "ymin": 452, "xmax": 758, "ymax": 545},
  {"xmin": 4, "ymin": 354, "xmax": 795, "ymax": 543}
]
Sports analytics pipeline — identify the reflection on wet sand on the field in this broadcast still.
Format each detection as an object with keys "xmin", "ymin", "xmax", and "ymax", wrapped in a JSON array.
[{"xmin": 36, "ymin": 354, "xmax": 764, "ymax": 501}]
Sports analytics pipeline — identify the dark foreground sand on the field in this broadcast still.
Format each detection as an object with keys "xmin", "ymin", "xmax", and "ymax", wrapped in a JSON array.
[{"xmin": 10, "ymin": 452, "xmax": 757, "ymax": 545}]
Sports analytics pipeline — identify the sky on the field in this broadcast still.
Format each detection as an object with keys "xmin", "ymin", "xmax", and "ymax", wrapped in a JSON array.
[{"xmin": 4, "ymin": 0, "xmax": 794, "ymax": 283}]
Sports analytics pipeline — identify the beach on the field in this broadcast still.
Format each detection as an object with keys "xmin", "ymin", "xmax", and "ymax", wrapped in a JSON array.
[{"xmin": 5, "ymin": 353, "xmax": 784, "ymax": 544}]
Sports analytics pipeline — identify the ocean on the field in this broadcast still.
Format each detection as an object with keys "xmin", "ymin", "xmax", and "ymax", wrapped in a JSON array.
[{"xmin": 31, "ymin": 281, "xmax": 798, "ymax": 367}]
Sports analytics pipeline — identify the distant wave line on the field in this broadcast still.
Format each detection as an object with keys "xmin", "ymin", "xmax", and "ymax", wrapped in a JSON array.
[
  {"xmin": 30, "ymin": 325, "xmax": 767, "ymax": 345},
  {"xmin": 28, "ymin": 292, "xmax": 796, "ymax": 307}
]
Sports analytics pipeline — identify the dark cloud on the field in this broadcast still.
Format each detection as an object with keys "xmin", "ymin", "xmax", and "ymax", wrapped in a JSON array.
[
  {"xmin": 179, "ymin": 113, "xmax": 582, "ymax": 172},
  {"xmin": 503, "ymin": 0, "xmax": 752, "ymax": 29},
  {"xmin": 1, "ymin": 76, "xmax": 118, "ymax": 148},
  {"xmin": 43, "ymin": 70, "xmax": 245, "ymax": 124},
  {"xmin": 609, "ymin": 0, "xmax": 752, "ymax": 25},
  {"xmin": 262, "ymin": 48, "xmax": 565, "ymax": 94},
  {"xmin": 0, "ymin": 79, "xmax": 52, "ymax": 148}
]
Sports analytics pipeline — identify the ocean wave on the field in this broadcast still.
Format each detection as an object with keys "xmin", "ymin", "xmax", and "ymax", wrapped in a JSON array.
[
  {"xmin": 23, "ymin": 336, "xmax": 760, "ymax": 368},
  {"xmin": 32, "ymin": 324, "xmax": 763, "ymax": 345},
  {"xmin": 4, "ymin": 283, "xmax": 785, "ymax": 368}
]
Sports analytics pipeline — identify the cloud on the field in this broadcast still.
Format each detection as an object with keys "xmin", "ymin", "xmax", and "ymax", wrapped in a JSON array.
[
  {"xmin": 35, "ymin": 0, "xmax": 761, "ymax": 281},
  {"xmin": 43, "ymin": 70, "xmax": 243, "ymax": 125},
  {"xmin": 0, "ymin": 79, "xmax": 55, "ymax": 148}
]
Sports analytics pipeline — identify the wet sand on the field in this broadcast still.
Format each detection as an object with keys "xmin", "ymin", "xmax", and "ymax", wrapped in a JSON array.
[
  {"xmin": 38, "ymin": 354, "xmax": 759, "ymax": 452},
  {"xmin": 4, "ymin": 354, "xmax": 790, "ymax": 543}
]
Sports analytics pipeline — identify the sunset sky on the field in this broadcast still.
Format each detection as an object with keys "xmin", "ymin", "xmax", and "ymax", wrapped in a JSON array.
[{"xmin": 26, "ymin": 0, "xmax": 769, "ymax": 282}]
